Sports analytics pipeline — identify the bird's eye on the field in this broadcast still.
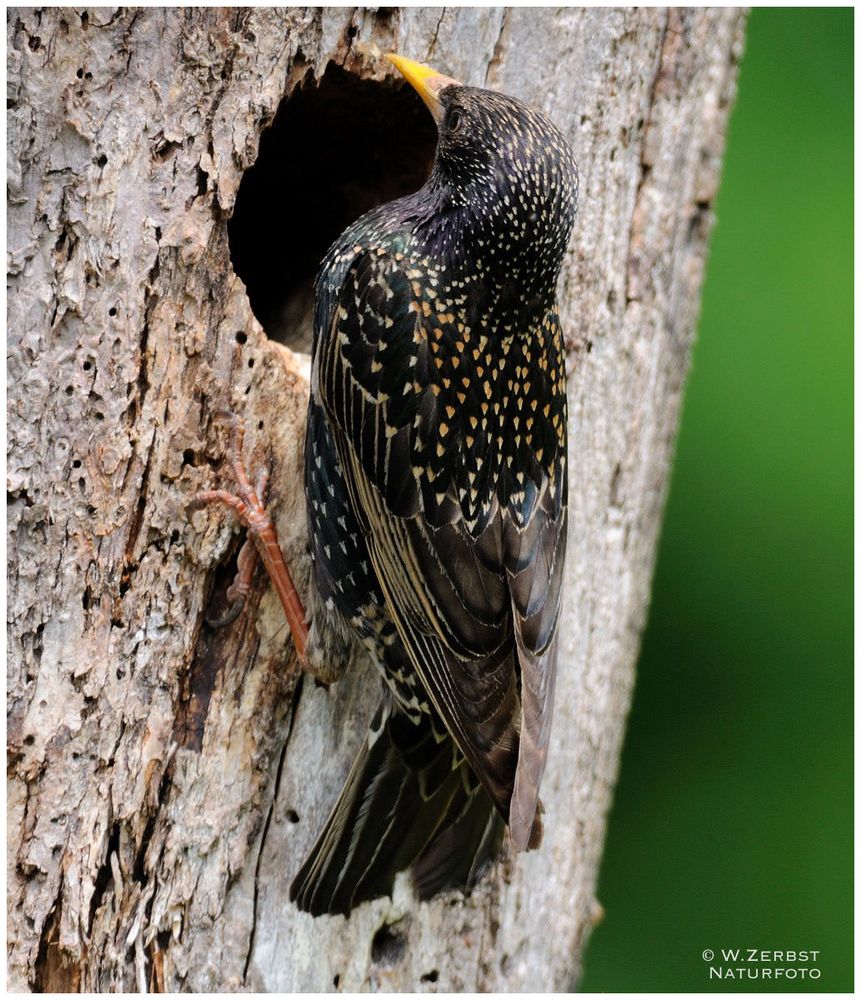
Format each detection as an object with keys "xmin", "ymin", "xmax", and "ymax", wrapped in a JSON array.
[{"xmin": 447, "ymin": 110, "xmax": 463, "ymax": 133}]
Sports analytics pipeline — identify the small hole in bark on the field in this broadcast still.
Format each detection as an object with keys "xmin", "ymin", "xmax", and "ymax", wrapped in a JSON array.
[
  {"xmin": 421, "ymin": 970, "xmax": 439, "ymax": 983},
  {"xmin": 24, "ymin": 735, "xmax": 34, "ymax": 746},
  {"xmin": 65, "ymin": 385, "xmax": 74, "ymax": 395},
  {"xmin": 33, "ymin": 622, "xmax": 44, "ymax": 659},
  {"xmin": 82, "ymin": 360, "xmax": 92, "ymax": 371},
  {"xmin": 78, "ymin": 477, "xmax": 86, "ymax": 491},
  {"xmin": 153, "ymin": 139, "xmax": 180, "ymax": 162},
  {"xmin": 182, "ymin": 448, "xmax": 196, "ymax": 468},
  {"xmin": 371, "ymin": 920, "xmax": 408, "ymax": 967},
  {"xmin": 28, "ymin": 35, "xmax": 41, "ymax": 51},
  {"xmin": 285, "ymin": 808, "xmax": 299, "ymax": 823},
  {"xmin": 247, "ymin": 357, "xmax": 255, "ymax": 369},
  {"xmin": 76, "ymin": 67, "xmax": 84, "ymax": 78},
  {"xmin": 257, "ymin": 420, "xmax": 264, "ymax": 430},
  {"xmin": 96, "ymin": 153, "xmax": 108, "ymax": 167},
  {"xmin": 109, "ymin": 306, "xmax": 117, "ymax": 316},
  {"xmin": 609, "ymin": 463, "xmax": 622, "ymax": 507},
  {"xmin": 72, "ymin": 459, "xmax": 81, "ymax": 468},
  {"xmin": 333, "ymin": 974, "xmax": 341, "ymax": 988},
  {"xmin": 229, "ymin": 63, "xmax": 437, "ymax": 351},
  {"xmin": 235, "ymin": 330, "xmax": 247, "ymax": 344},
  {"xmin": 80, "ymin": 11, "xmax": 89, "ymax": 27}
]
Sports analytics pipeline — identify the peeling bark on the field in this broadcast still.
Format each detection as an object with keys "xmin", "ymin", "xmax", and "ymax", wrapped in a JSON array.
[{"xmin": 7, "ymin": 7, "xmax": 745, "ymax": 991}]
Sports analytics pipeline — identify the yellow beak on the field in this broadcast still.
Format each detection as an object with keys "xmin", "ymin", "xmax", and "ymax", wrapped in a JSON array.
[{"xmin": 386, "ymin": 53, "xmax": 461, "ymax": 123}]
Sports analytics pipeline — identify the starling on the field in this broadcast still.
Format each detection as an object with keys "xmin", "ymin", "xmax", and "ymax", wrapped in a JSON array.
[{"xmin": 196, "ymin": 54, "xmax": 578, "ymax": 917}]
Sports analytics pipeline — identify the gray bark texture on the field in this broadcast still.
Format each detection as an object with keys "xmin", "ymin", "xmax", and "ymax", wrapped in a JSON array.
[{"xmin": 7, "ymin": 6, "xmax": 744, "ymax": 992}]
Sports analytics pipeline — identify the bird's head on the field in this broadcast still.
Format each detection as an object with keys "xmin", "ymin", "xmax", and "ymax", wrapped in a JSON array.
[{"xmin": 387, "ymin": 53, "xmax": 578, "ymax": 290}]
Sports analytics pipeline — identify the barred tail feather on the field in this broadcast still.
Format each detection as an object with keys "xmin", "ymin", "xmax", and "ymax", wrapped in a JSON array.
[
  {"xmin": 289, "ymin": 697, "xmax": 503, "ymax": 917},
  {"xmin": 411, "ymin": 780, "xmax": 504, "ymax": 900}
]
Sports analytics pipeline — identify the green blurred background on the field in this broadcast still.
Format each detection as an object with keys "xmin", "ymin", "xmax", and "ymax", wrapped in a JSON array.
[{"xmin": 580, "ymin": 8, "xmax": 853, "ymax": 993}]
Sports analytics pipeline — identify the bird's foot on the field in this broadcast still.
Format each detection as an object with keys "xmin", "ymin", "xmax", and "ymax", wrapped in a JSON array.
[
  {"xmin": 188, "ymin": 412, "xmax": 309, "ymax": 666},
  {"xmin": 204, "ymin": 535, "xmax": 259, "ymax": 629}
]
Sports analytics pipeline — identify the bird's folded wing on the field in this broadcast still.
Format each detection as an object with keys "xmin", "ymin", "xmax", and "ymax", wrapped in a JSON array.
[
  {"xmin": 333, "ymin": 429, "xmax": 520, "ymax": 817},
  {"xmin": 315, "ymin": 248, "xmax": 566, "ymax": 841},
  {"xmin": 503, "ymin": 480, "xmax": 567, "ymax": 848}
]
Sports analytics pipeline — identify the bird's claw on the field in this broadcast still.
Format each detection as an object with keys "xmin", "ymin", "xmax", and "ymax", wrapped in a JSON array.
[
  {"xmin": 188, "ymin": 412, "xmax": 309, "ymax": 664},
  {"xmin": 188, "ymin": 417, "xmax": 271, "ymax": 626},
  {"xmin": 187, "ymin": 414, "xmax": 272, "ymax": 538},
  {"xmin": 204, "ymin": 537, "xmax": 259, "ymax": 628}
]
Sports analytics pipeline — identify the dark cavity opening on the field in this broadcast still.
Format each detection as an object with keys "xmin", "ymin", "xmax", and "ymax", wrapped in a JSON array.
[
  {"xmin": 370, "ymin": 919, "xmax": 409, "ymax": 967},
  {"xmin": 228, "ymin": 63, "xmax": 437, "ymax": 352}
]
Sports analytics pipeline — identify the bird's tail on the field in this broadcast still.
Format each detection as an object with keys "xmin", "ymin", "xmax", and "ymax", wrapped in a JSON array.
[{"xmin": 289, "ymin": 697, "xmax": 504, "ymax": 917}]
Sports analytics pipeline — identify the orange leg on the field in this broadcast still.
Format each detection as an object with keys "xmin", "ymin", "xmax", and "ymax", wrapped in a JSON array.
[{"xmin": 188, "ymin": 416, "xmax": 308, "ymax": 665}]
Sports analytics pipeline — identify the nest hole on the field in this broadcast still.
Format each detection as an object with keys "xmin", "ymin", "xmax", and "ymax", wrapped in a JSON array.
[{"xmin": 228, "ymin": 63, "xmax": 436, "ymax": 352}]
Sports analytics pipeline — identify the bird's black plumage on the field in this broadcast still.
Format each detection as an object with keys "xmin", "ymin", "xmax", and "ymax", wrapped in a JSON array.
[{"xmin": 291, "ymin": 63, "xmax": 578, "ymax": 917}]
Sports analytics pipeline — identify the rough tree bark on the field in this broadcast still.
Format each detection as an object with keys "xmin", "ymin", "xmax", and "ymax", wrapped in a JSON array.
[{"xmin": 7, "ymin": 7, "xmax": 744, "ymax": 992}]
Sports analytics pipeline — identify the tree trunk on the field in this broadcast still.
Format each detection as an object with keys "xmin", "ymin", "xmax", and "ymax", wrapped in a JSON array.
[{"xmin": 7, "ymin": 7, "xmax": 744, "ymax": 992}]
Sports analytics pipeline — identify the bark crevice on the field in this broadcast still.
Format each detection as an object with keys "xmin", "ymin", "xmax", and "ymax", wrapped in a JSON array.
[{"xmin": 242, "ymin": 676, "xmax": 304, "ymax": 984}]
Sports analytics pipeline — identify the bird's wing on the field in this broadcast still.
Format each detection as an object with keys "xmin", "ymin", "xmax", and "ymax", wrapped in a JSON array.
[
  {"xmin": 502, "ymin": 458, "xmax": 567, "ymax": 847},
  {"xmin": 494, "ymin": 306, "xmax": 569, "ymax": 846},
  {"xmin": 314, "ymin": 247, "xmax": 567, "ymax": 843}
]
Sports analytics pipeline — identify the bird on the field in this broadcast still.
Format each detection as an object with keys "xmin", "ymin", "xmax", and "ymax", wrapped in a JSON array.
[{"xmin": 193, "ymin": 53, "xmax": 578, "ymax": 918}]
